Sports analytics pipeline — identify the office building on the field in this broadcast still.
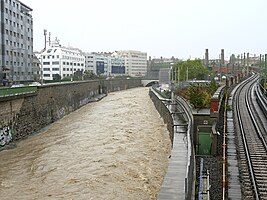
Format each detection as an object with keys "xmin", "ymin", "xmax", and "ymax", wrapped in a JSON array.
[
  {"xmin": 84, "ymin": 52, "xmax": 125, "ymax": 76},
  {"xmin": 116, "ymin": 50, "xmax": 147, "ymax": 77},
  {"xmin": 36, "ymin": 39, "xmax": 85, "ymax": 81},
  {"xmin": 0, "ymin": 0, "xmax": 34, "ymax": 84}
]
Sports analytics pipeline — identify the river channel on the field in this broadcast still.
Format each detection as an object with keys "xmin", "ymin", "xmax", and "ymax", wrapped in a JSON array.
[{"xmin": 0, "ymin": 87, "xmax": 171, "ymax": 200}]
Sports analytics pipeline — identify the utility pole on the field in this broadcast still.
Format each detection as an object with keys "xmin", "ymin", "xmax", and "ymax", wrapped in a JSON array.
[
  {"xmin": 44, "ymin": 29, "xmax": 47, "ymax": 50},
  {"xmin": 247, "ymin": 53, "xmax": 249, "ymax": 75},
  {"xmin": 243, "ymin": 52, "xmax": 246, "ymax": 76}
]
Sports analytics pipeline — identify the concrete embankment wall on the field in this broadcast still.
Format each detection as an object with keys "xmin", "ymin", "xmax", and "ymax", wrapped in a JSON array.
[
  {"xmin": 149, "ymin": 89, "xmax": 174, "ymax": 145},
  {"xmin": 0, "ymin": 79, "xmax": 141, "ymax": 143}
]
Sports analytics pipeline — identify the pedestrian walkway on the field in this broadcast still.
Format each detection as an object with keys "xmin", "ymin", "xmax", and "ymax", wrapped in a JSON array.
[
  {"xmin": 158, "ymin": 101, "xmax": 189, "ymax": 200},
  {"xmin": 157, "ymin": 131, "xmax": 188, "ymax": 199}
]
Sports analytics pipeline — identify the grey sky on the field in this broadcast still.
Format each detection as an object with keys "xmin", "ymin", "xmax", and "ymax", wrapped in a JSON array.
[{"xmin": 23, "ymin": 0, "xmax": 267, "ymax": 60}]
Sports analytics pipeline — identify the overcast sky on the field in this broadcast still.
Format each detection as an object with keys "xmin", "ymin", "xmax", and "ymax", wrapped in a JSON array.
[{"xmin": 22, "ymin": 0, "xmax": 267, "ymax": 60}]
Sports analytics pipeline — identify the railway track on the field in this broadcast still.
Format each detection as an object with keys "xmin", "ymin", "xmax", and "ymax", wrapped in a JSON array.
[{"xmin": 234, "ymin": 74, "xmax": 267, "ymax": 199}]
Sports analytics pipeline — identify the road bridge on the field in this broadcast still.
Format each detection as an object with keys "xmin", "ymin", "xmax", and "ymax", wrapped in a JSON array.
[{"xmin": 141, "ymin": 79, "xmax": 159, "ymax": 87}]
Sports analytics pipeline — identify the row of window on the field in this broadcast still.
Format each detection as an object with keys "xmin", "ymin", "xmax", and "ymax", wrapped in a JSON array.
[
  {"xmin": 5, "ymin": 41, "xmax": 32, "ymax": 50},
  {"xmin": 5, "ymin": 19, "xmax": 32, "ymax": 32},
  {"xmin": 62, "ymin": 55, "xmax": 84, "ymax": 61},
  {"xmin": 5, "ymin": 29, "xmax": 33, "ymax": 41},
  {"xmin": 43, "ymin": 55, "xmax": 59, "ymax": 59},
  {"xmin": 5, "ymin": 7, "xmax": 32, "ymax": 24},
  {"xmin": 43, "ymin": 74, "xmax": 76, "ymax": 78},
  {"xmin": 13, "ymin": 72, "xmax": 34, "ymax": 75},
  {"xmin": 62, "ymin": 50, "xmax": 81, "ymax": 56},
  {"xmin": 6, "ymin": 0, "xmax": 19, "ymax": 8},
  {"xmin": 43, "ymin": 61, "xmax": 84, "ymax": 66},
  {"xmin": 43, "ymin": 68, "xmax": 83, "ymax": 72},
  {"xmin": 6, "ymin": 50, "xmax": 33, "ymax": 59},
  {"xmin": 5, "ymin": 61, "xmax": 32, "ymax": 67},
  {"xmin": 42, "ymin": 55, "xmax": 84, "ymax": 62}
]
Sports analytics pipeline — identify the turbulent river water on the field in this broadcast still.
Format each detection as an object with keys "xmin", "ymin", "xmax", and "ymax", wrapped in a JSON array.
[{"xmin": 0, "ymin": 87, "xmax": 171, "ymax": 200}]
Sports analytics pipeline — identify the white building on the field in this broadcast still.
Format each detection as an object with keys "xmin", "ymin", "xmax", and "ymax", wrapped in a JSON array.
[
  {"xmin": 84, "ymin": 52, "xmax": 125, "ymax": 76},
  {"xmin": 36, "ymin": 40, "xmax": 85, "ymax": 81},
  {"xmin": 116, "ymin": 50, "xmax": 147, "ymax": 77}
]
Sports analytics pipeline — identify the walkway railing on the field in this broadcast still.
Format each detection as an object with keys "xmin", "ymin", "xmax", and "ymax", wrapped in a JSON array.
[{"xmin": 0, "ymin": 86, "xmax": 37, "ymax": 98}]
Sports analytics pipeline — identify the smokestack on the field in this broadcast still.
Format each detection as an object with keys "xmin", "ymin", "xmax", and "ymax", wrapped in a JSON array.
[
  {"xmin": 205, "ymin": 49, "xmax": 209, "ymax": 67},
  {"xmin": 221, "ymin": 49, "xmax": 225, "ymax": 67}
]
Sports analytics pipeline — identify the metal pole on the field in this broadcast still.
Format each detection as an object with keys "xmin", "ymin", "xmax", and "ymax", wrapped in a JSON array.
[
  {"xmin": 11, "ymin": 50, "xmax": 14, "ymax": 84},
  {"xmin": 186, "ymin": 65, "xmax": 188, "ymax": 81},
  {"xmin": 178, "ymin": 66, "xmax": 180, "ymax": 87},
  {"xmin": 41, "ymin": 56, "xmax": 43, "ymax": 85},
  {"xmin": 260, "ymin": 54, "xmax": 262, "ymax": 80},
  {"xmin": 265, "ymin": 54, "xmax": 267, "ymax": 96},
  {"xmin": 247, "ymin": 52, "xmax": 249, "ymax": 75}
]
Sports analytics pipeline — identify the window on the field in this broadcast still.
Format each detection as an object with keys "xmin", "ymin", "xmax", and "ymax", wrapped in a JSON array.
[
  {"xmin": 52, "ymin": 61, "xmax": 59, "ymax": 65},
  {"xmin": 43, "ymin": 56, "xmax": 46, "ymax": 59},
  {"xmin": 52, "ymin": 68, "xmax": 59, "ymax": 71},
  {"xmin": 43, "ymin": 62, "xmax": 50, "ymax": 65},
  {"xmin": 43, "ymin": 68, "xmax": 50, "ymax": 71},
  {"xmin": 44, "ymin": 74, "xmax": 50, "ymax": 77}
]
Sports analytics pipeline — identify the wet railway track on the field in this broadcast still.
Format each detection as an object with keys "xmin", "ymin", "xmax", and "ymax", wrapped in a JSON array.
[{"xmin": 233, "ymin": 74, "xmax": 267, "ymax": 200}]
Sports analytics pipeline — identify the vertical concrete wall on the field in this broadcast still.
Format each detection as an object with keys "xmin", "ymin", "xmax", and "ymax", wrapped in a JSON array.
[
  {"xmin": 0, "ymin": 79, "xmax": 141, "ymax": 144},
  {"xmin": 149, "ymin": 90, "xmax": 174, "ymax": 145}
]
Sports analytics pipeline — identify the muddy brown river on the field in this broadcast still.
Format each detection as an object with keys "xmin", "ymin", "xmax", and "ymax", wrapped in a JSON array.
[{"xmin": 0, "ymin": 87, "xmax": 171, "ymax": 200}]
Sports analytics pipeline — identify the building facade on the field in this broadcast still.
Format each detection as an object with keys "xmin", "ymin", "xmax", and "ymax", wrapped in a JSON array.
[
  {"xmin": 84, "ymin": 52, "xmax": 125, "ymax": 77},
  {"xmin": 147, "ymin": 56, "xmax": 180, "ymax": 80},
  {"xmin": 36, "ymin": 40, "xmax": 85, "ymax": 81},
  {"xmin": 116, "ymin": 50, "xmax": 147, "ymax": 77},
  {"xmin": 0, "ymin": 0, "xmax": 34, "ymax": 84}
]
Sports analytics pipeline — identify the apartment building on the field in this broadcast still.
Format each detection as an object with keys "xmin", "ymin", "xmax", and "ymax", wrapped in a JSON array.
[
  {"xmin": 36, "ymin": 39, "xmax": 85, "ymax": 81},
  {"xmin": 0, "ymin": 0, "xmax": 34, "ymax": 84}
]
